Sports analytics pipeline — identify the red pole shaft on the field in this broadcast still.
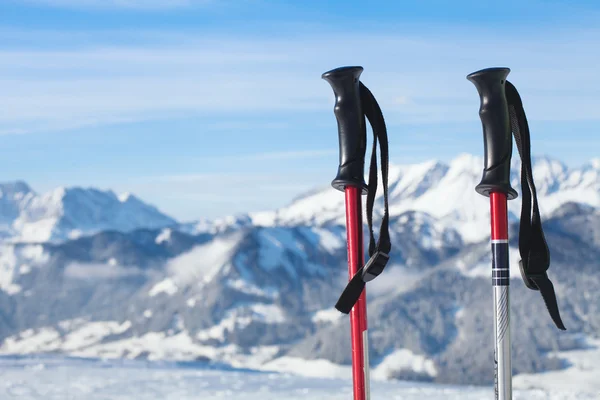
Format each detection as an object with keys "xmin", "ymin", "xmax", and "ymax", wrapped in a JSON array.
[
  {"xmin": 344, "ymin": 186, "xmax": 368, "ymax": 400},
  {"xmin": 490, "ymin": 192, "xmax": 508, "ymax": 241}
]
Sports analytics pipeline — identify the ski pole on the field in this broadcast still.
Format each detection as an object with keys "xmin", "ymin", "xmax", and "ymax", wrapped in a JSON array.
[
  {"xmin": 468, "ymin": 67, "xmax": 517, "ymax": 400},
  {"xmin": 322, "ymin": 66, "xmax": 370, "ymax": 400},
  {"xmin": 468, "ymin": 67, "xmax": 567, "ymax": 399}
]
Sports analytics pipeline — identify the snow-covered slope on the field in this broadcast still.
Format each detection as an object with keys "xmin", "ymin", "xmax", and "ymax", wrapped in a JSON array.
[
  {"xmin": 0, "ymin": 183, "xmax": 176, "ymax": 242},
  {"xmin": 1, "ymin": 356, "xmax": 597, "ymax": 400}
]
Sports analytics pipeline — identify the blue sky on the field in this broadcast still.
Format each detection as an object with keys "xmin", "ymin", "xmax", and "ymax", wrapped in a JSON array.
[{"xmin": 1, "ymin": 0, "xmax": 599, "ymax": 220}]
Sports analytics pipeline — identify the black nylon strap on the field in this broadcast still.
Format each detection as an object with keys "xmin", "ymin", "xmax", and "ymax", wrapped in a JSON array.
[
  {"xmin": 505, "ymin": 81, "xmax": 566, "ymax": 330},
  {"xmin": 335, "ymin": 82, "xmax": 391, "ymax": 314}
]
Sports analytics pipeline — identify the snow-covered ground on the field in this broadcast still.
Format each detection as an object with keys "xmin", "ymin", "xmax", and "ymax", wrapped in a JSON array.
[
  {"xmin": 514, "ymin": 337, "xmax": 600, "ymax": 395},
  {"xmin": 0, "ymin": 356, "xmax": 596, "ymax": 400},
  {"xmin": 2, "ymin": 324, "xmax": 600, "ymax": 397}
]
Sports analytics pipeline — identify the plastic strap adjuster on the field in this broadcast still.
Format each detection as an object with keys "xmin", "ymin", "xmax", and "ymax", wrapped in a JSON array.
[
  {"xmin": 518, "ymin": 259, "xmax": 549, "ymax": 291},
  {"xmin": 361, "ymin": 251, "xmax": 390, "ymax": 282}
]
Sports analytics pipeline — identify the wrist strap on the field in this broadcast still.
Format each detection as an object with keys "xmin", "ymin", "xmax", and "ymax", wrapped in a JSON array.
[{"xmin": 335, "ymin": 83, "xmax": 391, "ymax": 314}]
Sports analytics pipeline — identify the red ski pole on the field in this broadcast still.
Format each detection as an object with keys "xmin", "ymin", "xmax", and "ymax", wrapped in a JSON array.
[
  {"xmin": 322, "ymin": 66, "xmax": 370, "ymax": 400},
  {"xmin": 345, "ymin": 186, "xmax": 369, "ymax": 400}
]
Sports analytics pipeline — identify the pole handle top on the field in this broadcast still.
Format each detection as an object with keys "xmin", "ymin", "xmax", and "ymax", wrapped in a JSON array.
[
  {"xmin": 467, "ymin": 67, "xmax": 518, "ymax": 199},
  {"xmin": 323, "ymin": 66, "xmax": 368, "ymax": 193}
]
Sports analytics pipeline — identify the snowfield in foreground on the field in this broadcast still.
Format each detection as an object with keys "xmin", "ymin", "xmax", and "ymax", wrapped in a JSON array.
[{"xmin": 0, "ymin": 356, "xmax": 596, "ymax": 400}]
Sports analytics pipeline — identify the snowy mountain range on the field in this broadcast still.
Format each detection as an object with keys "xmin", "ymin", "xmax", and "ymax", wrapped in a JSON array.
[
  {"xmin": 249, "ymin": 154, "xmax": 600, "ymax": 242},
  {"xmin": 0, "ymin": 154, "xmax": 598, "ymax": 389},
  {"xmin": 0, "ymin": 182, "xmax": 176, "ymax": 243}
]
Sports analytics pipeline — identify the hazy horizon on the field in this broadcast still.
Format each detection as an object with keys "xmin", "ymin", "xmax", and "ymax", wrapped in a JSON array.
[{"xmin": 2, "ymin": 0, "xmax": 599, "ymax": 220}]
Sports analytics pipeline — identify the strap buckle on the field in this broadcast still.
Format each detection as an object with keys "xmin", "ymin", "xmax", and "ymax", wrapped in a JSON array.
[
  {"xmin": 518, "ymin": 259, "xmax": 548, "ymax": 291},
  {"xmin": 361, "ymin": 251, "xmax": 389, "ymax": 282}
]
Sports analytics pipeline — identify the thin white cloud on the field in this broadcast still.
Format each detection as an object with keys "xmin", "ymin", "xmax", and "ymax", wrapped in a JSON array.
[
  {"xmin": 2, "ymin": 28, "xmax": 600, "ymax": 135},
  {"xmin": 20, "ymin": 0, "xmax": 212, "ymax": 11},
  {"xmin": 151, "ymin": 172, "xmax": 274, "ymax": 183},
  {"xmin": 0, "ymin": 111, "xmax": 177, "ymax": 136},
  {"xmin": 367, "ymin": 265, "xmax": 427, "ymax": 297},
  {"xmin": 150, "ymin": 168, "xmax": 327, "ymax": 184},
  {"xmin": 203, "ymin": 121, "xmax": 291, "ymax": 131},
  {"xmin": 65, "ymin": 262, "xmax": 148, "ymax": 280},
  {"xmin": 239, "ymin": 149, "xmax": 337, "ymax": 161},
  {"xmin": 144, "ymin": 150, "xmax": 337, "ymax": 178}
]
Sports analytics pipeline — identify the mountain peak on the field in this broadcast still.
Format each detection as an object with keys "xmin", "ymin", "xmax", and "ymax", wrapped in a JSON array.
[
  {"xmin": 119, "ymin": 192, "xmax": 135, "ymax": 203},
  {"xmin": 452, "ymin": 153, "xmax": 481, "ymax": 165},
  {"xmin": 448, "ymin": 154, "xmax": 482, "ymax": 175},
  {"xmin": 532, "ymin": 155, "xmax": 568, "ymax": 170},
  {"xmin": 50, "ymin": 186, "xmax": 67, "ymax": 198},
  {"xmin": 4, "ymin": 184, "xmax": 177, "ymax": 243},
  {"xmin": 583, "ymin": 158, "xmax": 600, "ymax": 171},
  {"xmin": 0, "ymin": 181, "xmax": 34, "ymax": 196}
]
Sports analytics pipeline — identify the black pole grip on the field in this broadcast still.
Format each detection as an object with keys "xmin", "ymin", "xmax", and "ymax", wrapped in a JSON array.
[
  {"xmin": 322, "ymin": 66, "xmax": 368, "ymax": 193},
  {"xmin": 467, "ymin": 67, "xmax": 518, "ymax": 199}
]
